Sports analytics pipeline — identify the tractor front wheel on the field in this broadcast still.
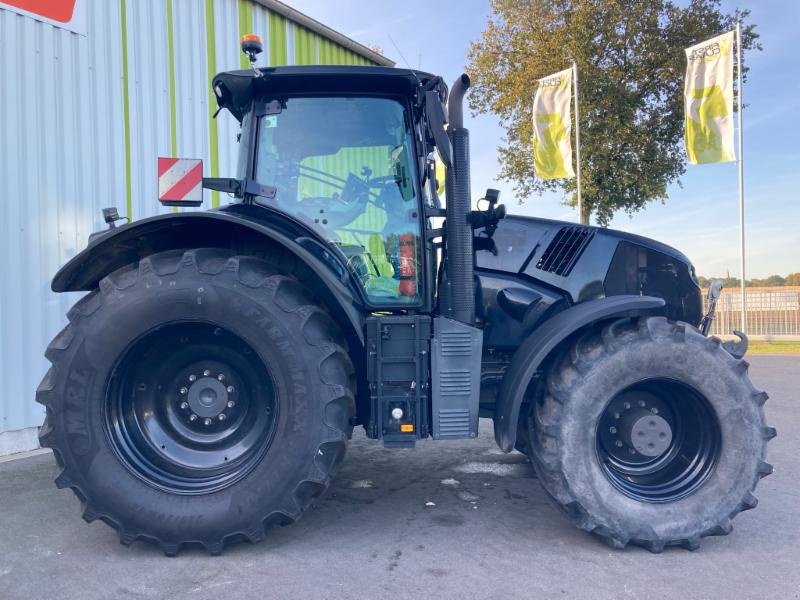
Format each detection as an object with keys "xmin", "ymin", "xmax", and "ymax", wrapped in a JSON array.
[{"xmin": 526, "ymin": 317, "xmax": 774, "ymax": 552}]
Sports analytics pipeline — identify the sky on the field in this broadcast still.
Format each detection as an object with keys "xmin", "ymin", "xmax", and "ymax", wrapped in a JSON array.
[{"xmin": 290, "ymin": 0, "xmax": 799, "ymax": 279}]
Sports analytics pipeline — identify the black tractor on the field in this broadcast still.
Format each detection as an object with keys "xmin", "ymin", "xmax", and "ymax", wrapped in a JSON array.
[{"xmin": 37, "ymin": 38, "xmax": 774, "ymax": 555}]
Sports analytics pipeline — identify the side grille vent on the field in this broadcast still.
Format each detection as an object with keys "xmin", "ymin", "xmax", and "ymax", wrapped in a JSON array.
[
  {"xmin": 436, "ymin": 409, "xmax": 471, "ymax": 438},
  {"xmin": 439, "ymin": 370, "xmax": 471, "ymax": 396},
  {"xmin": 439, "ymin": 331, "xmax": 473, "ymax": 356},
  {"xmin": 535, "ymin": 226, "xmax": 594, "ymax": 276}
]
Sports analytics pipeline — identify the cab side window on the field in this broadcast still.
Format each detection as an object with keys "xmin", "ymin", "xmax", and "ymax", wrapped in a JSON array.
[{"xmin": 256, "ymin": 97, "xmax": 422, "ymax": 305}]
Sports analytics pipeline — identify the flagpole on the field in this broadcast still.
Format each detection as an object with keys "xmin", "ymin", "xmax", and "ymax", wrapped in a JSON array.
[
  {"xmin": 572, "ymin": 59, "xmax": 583, "ymax": 224},
  {"xmin": 736, "ymin": 20, "xmax": 747, "ymax": 332}
]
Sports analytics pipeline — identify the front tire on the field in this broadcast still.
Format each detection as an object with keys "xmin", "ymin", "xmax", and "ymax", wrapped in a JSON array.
[
  {"xmin": 37, "ymin": 249, "xmax": 355, "ymax": 555},
  {"xmin": 526, "ymin": 317, "xmax": 775, "ymax": 552}
]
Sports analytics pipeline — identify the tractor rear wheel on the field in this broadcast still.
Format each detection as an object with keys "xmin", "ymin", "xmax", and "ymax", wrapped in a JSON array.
[
  {"xmin": 526, "ymin": 316, "xmax": 774, "ymax": 552},
  {"xmin": 36, "ymin": 249, "xmax": 355, "ymax": 555}
]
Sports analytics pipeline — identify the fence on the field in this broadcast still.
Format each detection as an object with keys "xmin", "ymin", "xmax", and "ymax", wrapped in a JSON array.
[{"xmin": 701, "ymin": 287, "xmax": 800, "ymax": 338}]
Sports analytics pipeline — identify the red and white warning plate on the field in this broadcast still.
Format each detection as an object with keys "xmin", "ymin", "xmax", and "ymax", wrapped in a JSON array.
[{"xmin": 158, "ymin": 157, "xmax": 203, "ymax": 205}]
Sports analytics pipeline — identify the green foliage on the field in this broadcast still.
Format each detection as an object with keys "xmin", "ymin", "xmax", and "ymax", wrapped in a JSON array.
[
  {"xmin": 748, "ymin": 341, "xmax": 800, "ymax": 355},
  {"xmin": 467, "ymin": 0, "xmax": 760, "ymax": 225},
  {"xmin": 750, "ymin": 274, "xmax": 786, "ymax": 287},
  {"xmin": 697, "ymin": 273, "xmax": 800, "ymax": 288},
  {"xmin": 785, "ymin": 272, "xmax": 800, "ymax": 286}
]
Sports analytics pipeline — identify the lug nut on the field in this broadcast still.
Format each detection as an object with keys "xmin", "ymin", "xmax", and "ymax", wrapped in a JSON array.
[
  {"xmin": 203, "ymin": 369, "xmax": 211, "ymax": 377},
  {"xmin": 217, "ymin": 374, "xmax": 225, "ymax": 382},
  {"xmin": 180, "ymin": 387, "xmax": 188, "ymax": 395},
  {"xmin": 189, "ymin": 374, "xmax": 197, "ymax": 382},
  {"xmin": 638, "ymin": 400, "xmax": 646, "ymax": 407},
  {"xmin": 204, "ymin": 418, "xmax": 212, "ymax": 426},
  {"xmin": 227, "ymin": 386, "xmax": 234, "ymax": 393},
  {"xmin": 227, "ymin": 400, "xmax": 235, "ymax": 408},
  {"xmin": 189, "ymin": 414, "xmax": 198, "ymax": 422},
  {"xmin": 615, "ymin": 440, "xmax": 623, "ymax": 448},
  {"xmin": 218, "ymin": 413, "xmax": 226, "ymax": 421},
  {"xmin": 180, "ymin": 401, "xmax": 189, "ymax": 410},
  {"xmin": 609, "ymin": 426, "xmax": 617, "ymax": 434}
]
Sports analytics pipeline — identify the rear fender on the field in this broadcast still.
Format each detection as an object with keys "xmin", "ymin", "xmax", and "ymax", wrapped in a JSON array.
[
  {"xmin": 52, "ymin": 211, "xmax": 365, "ymax": 345},
  {"xmin": 494, "ymin": 295, "xmax": 666, "ymax": 452}
]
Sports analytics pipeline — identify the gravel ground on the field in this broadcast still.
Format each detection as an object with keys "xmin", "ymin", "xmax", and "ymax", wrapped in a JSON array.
[{"xmin": 1, "ymin": 355, "xmax": 797, "ymax": 600}]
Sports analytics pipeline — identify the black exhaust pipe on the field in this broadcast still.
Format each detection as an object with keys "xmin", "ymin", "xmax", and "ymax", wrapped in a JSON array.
[{"xmin": 444, "ymin": 74, "xmax": 475, "ymax": 325}]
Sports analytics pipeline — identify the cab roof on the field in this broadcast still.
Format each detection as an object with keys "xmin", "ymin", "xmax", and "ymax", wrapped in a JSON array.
[{"xmin": 212, "ymin": 65, "xmax": 444, "ymax": 122}]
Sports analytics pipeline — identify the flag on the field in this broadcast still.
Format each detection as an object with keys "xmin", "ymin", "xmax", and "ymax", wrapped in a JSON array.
[
  {"xmin": 532, "ymin": 67, "xmax": 575, "ymax": 179},
  {"xmin": 684, "ymin": 31, "xmax": 736, "ymax": 164}
]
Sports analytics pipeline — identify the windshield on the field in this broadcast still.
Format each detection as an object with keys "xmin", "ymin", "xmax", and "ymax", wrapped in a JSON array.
[{"xmin": 255, "ymin": 96, "xmax": 422, "ymax": 305}]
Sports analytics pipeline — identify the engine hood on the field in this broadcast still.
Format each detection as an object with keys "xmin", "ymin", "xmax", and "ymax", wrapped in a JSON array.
[{"xmin": 476, "ymin": 215, "xmax": 702, "ymax": 325}]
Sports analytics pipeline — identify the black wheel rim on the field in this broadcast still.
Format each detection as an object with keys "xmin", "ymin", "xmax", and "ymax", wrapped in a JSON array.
[
  {"xmin": 596, "ymin": 379, "xmax": 720, "ymax": 503},
  {"xmin": 106, "ymin": 322, "xmax": 277, "ymax": 494}
]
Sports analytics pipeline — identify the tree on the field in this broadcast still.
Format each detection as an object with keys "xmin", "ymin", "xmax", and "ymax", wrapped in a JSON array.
[
  {"xmin": 786, "ymin": 273, "xmax": 800, "ymax": 287},
  {"xmin": 698, "ymin": 273, "xmax": 799, "ymax": 287},
  {"xmin": 720, "ymin": 276, "xmax": 741, "ymax": 288},
  {"xmin": 750, "ymin": 274, "xmax": 786, "ymax": 287},
  {"xmin": 467, "ymin": 0, "xmax": 759, "ymax": 225}
]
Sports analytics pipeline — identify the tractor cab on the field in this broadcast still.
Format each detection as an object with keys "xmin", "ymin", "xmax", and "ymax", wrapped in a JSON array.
[{"xmin": 212, "ymin": 66, "xmax": 448, "ymax": 307}]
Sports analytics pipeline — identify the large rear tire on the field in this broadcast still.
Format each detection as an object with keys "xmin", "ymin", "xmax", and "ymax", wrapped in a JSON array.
[
  {"xmin": 526, "ymin": 317, "xmax": 775, "ymax": 552},
  {"xmin": 37, "ymin": 249, "xmax": 355, "ymax": 555}
]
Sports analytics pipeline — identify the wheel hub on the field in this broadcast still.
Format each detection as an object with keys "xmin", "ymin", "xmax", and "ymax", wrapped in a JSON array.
[
  {"xmin": 598, "ymin": 389, "xmax": 671, "ymax": 464},
  {"xmin": 187, "ymin": 377, "xmax": 229, "ymax": 418},
  {"xmin": 627, "ymin": 412, "xmax": 672, "ymax": 457}
]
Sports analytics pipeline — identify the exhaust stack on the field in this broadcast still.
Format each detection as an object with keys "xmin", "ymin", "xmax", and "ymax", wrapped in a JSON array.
[{"xmin": 443, "ymin": 74, "xmax": 475, "ymax": 325}]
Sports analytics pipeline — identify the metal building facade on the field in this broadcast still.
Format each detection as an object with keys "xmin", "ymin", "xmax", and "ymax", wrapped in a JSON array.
[{"xmin": 0, "ymin": 0, "xmax": 390, "ymax": 453}]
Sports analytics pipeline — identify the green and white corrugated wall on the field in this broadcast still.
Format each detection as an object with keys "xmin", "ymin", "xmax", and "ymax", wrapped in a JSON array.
[{"xmin": 0, "ymin": 0, "xmax": 392, "ymax": 454}]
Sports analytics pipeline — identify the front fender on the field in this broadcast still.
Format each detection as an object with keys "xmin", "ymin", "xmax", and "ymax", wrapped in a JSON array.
[
  {"xmin": 493, "ymin": 295, "xmax": 666, "ymax": 452},
  {"xmin": 52, "ymin": 210, "xmax": 366, "ymax": 344}
]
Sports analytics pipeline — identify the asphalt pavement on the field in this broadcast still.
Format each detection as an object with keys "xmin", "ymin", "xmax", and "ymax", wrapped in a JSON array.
[{"xmin": 1, "ymin": 355, "xmax": 798, "ymax": 600}]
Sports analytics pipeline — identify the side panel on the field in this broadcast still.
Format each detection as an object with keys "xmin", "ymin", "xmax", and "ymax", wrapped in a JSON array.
[
  {"xmin": 476, "ymin": 269, "xmax": 566, "ymax": 351},
  {"xmin": 431, "ymin": 318, "xmax": 483, "ymax": 440},
  {"xmin": 493, "ymin": 295, "xmax": 666, "ymax": 452},
  {"xmin": 604, "ymin": 241, "xmax": 703, "ymax": 326}
]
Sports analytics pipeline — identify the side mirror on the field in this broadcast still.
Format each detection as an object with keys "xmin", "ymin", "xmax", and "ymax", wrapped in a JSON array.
[
  {"xmin": 424, "ymin": 91, "xmax": 452, "ymax": 169},
  {"xmin": 708, "ymin": 279, "xmax": 724, "ymax": 301},
  {"xmin": 699, "ymin": 278, "xmax": 724, "ymax": 336}
]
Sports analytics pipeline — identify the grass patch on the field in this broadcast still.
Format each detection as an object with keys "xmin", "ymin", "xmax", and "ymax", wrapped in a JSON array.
[{"xmin": 747, "ymin": 340, "xmax": 800, "ymax": 354}]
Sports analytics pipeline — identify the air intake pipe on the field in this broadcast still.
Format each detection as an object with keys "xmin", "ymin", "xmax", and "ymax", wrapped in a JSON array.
[{"xmin": 443, "ymin": 74, "xmax": 475, "ymax": 325}]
